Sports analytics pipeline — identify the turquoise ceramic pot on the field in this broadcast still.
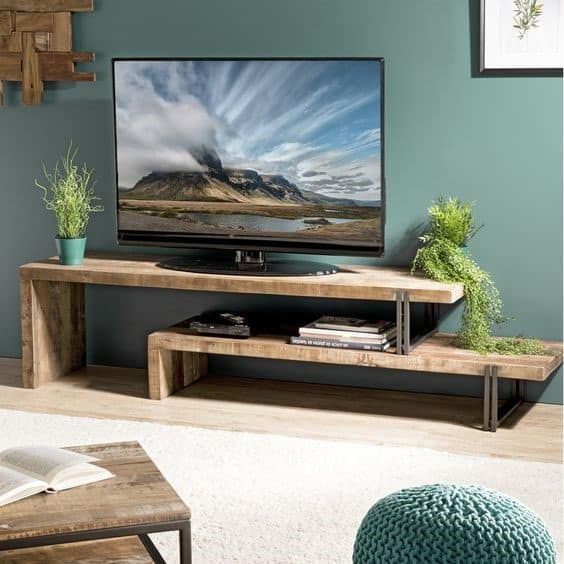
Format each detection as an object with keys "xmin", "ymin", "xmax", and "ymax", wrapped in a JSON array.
[{"xmin": 56, "ymin": 237, "xmax": 87, "ymax": 266}]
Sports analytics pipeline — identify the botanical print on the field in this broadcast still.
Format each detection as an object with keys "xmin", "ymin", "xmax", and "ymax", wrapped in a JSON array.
[
  {"xmin": 114, "ymin": 60, "xmax": 383, "ymax": 245},
  {"xmin": 513, "ymin": 0, "xmax": 544, "ymax": 39},
  {"xmin": 482, "ymin": 0, "xmax": 562, "ymax": 70}
]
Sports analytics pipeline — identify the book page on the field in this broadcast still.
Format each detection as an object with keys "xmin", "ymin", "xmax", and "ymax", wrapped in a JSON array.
[
  {"xmin": 49, "ymin": 463, "xmax": 114, "ymax": 492},
  {"xmin": 0, "ymin": 446, "xmax": 98, "ymax": 483},
  {"xmin": 0, "ymin": 466, "xmax": 46, "ymax": 507}
]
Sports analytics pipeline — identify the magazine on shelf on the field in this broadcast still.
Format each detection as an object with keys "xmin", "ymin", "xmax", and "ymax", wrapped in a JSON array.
[
  {"xmin": 312, "ymin": 316, "xmax": 394, "ymax": 334},
  {"xmin": 0, "ymin": 446, "xmax": 114, "ymax": 508},
  {"xmin": 299, "ymin": 323, "xmax": 397, "ymax": 343},
  {"xmin": 290, "ymin": 336, "xmax": 395, "ymax": 352}
]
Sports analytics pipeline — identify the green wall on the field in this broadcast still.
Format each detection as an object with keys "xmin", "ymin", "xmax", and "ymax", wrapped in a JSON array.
[{"xmin": 1, "ymin": 0, "xmax": 562, "ymax": 403}]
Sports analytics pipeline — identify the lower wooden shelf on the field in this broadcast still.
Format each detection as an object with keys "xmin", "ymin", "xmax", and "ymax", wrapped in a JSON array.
[
  {"xmin": 147, "ymin": 329, "xmax": 562, "ymax": 433},
  {"xmin": 150, "ymin": 329, "xmax": 562, "ymax": 382},
  {"xmin": 0, "ymin": 536, "xmax": 152, "ymax": 563}
]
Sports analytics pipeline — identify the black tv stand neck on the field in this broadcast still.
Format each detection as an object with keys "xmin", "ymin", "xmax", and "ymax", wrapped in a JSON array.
[
  {"xmin": 158, "ymin": 250, "xmax": 339, "ymax": 277},
  {"xmin": 235, "ymin": 250, "xmax": 266, "ymax": 271}
]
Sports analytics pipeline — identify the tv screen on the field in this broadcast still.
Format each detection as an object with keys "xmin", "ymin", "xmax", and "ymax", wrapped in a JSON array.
[{"xmin": 113, "ymin": 58, "xmax": 384, "ymax": 256}]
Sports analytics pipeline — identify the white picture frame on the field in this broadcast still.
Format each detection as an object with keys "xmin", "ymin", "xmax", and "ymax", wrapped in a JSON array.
[{"xmin": 480, "ymin": 0, "xmax": 563, "ymax": 74}]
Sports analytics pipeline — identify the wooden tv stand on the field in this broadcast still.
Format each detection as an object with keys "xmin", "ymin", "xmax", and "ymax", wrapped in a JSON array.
[{"xmin": 20, "ymin": 253, "xmax": 562, "ymax": 432}]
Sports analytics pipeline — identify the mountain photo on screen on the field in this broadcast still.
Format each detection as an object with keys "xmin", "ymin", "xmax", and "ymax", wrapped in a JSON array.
[{"xmin": 114, "ymin": 60, "xmax": 383, "ymax": 245}]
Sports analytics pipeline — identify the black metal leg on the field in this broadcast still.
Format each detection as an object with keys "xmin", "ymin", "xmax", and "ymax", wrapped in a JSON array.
[
  {"xmin": 427, "ymin": 303, "xmax": 439, "ymax": 327},
  {"xmin": 483, "ymin": 365, "xmax": 492, "ymax": 431},
  {"xmin": 395, "ymin": 290, "xmax": 415, "ymax": 355},
  {"xmin": 139, "ymin": 534, "xmax": 167, "ymax": 564},
  {"xmin": 483, "ymin": 366, "xmax": 526, "ymax": 432},
  {"xmin": 491, "ymin": 366, "xmax": 499, "ymax": 431},
  {"xmin": 400, "ymin": 297, "xmax": 439, "ymax": 354},
  {"xmin": 179, "ymin": 522, "xmax": 192, "ymax": 564},
  {"xmin": 402, "ymin": 291, "xmax": 411, "ymax": 355},
  {"xmin": 395, "ymin": 291, "xmax": 404, "ymax": 355},
  {"xmin": 497, "ymin": 378, "xmax": 525, "ymax": 428}
]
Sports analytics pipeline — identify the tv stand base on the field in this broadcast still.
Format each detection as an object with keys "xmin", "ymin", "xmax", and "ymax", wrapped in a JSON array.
[{"xmin": 158, "ymin": 251, "xmax": 339, "ymax": 276}]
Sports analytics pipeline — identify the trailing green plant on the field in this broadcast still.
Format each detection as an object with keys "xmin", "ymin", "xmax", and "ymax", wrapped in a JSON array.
[
  {"xmin": 35, "ymin": 143, "xmax": 103, "ymax": 238},
  {"xmin": 513, "ymin": 0, "xmax": 543, "ymax": 40},
  {"xmin": 411, "ymin": 197, "xmax": 545, "ymax": 355}
]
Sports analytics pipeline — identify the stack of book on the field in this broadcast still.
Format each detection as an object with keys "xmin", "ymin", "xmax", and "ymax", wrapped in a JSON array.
[{"xmin": 290, "ymin": 316, "xmax": 396, "ymax": 352}]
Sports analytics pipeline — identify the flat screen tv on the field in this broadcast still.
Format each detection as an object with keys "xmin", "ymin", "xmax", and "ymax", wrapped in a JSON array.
[{"xmin": 112, "ymin": 58, "xmax": 385, "ymax": 275}]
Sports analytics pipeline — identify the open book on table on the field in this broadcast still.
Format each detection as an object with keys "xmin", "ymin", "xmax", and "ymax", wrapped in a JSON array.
[{"xmin": 0, "ymin": 446, "xmax": 114, "ymax": 507}]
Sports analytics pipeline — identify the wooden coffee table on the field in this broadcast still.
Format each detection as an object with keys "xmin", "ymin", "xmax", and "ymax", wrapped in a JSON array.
[{"xmin": 0, "ymin": 441, "xmax": 191, "ymax": 563}]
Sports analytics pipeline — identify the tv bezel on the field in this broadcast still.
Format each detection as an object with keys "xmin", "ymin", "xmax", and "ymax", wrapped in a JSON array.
[{"xmin": 112, "ymin": 57, "xmax": 385, "ymax": 258}]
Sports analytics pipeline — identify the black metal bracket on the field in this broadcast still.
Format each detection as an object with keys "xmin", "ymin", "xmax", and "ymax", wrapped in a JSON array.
[
  {"xmin": 394, "ymin": 297, "xmax": 526, "ymax": 431},
  {"xmin": 395, "ymin": 291, "xmax": 439, "ymax": 355},
  {"xmin": 0, "ymin": 520, "xmax": 192, "ymax": 564},
  {"xmin": 139, "ymin": 534, "xmax": 167, "ymax": 564},
  {"xmin": 483, "ymin": 365, "xmax": 525, "ymax": 432}
]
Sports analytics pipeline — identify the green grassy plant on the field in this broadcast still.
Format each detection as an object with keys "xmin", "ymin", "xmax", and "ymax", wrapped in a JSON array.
[
  {"xmin": 35, "ymin": 143, "xmax": 103, "ymax": 238},
  {"xmin": 412, "ymin": 197, "xmax": 545, "ymax": 355}
]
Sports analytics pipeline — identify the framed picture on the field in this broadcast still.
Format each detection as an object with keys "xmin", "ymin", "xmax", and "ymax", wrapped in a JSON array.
[{"xmin": 480, "ymin": 0, "xmax": 563, "ymax": 74}]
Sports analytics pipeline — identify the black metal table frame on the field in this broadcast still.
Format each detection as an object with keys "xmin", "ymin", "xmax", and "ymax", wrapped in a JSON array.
[
  {"xmin": 0, "ymin": 518, "xmax": 191, "ymax": 564},
  {"xmin": 394, "ymin": 290, "xmax": 526, "ymax": 433},
  {"xmin": 483, "ymin": 365, "xmax": 526, "ymax": 432},
  {"xmin": 394, "ymin": 290, "xmax": 440, "ymax": 356}
]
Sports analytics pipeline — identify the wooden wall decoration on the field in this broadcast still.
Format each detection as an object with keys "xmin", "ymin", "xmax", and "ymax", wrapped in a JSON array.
[{"xmin": 0, "ymin": 0, "xmax": 95, "ymax": 106}]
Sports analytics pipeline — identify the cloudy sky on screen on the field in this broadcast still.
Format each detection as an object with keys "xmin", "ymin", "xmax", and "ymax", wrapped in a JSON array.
[{"xmin": 115, "ymin": 59, "xmax": 382, "ymax": 201}]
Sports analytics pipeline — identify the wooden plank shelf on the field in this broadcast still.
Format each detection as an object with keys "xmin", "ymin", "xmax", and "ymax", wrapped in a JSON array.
[
  {"xmin": 148, "ymin": 328, "xmax": 562, "ymax": 432},
  {"xmin": 150, "ymin": 329, "xmax": 563, "ymax": 384},
  {"xmin": 0, "ymin": 537, "xmax": 153, "ymax": 563},
  {"xmin": 20, "ymin": 254, "xmax": 464, "ymax": 303}
]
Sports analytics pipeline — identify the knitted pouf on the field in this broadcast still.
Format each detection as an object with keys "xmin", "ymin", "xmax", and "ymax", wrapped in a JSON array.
[{"xmin": 353, "ymin": 484, "xmax": 556, "ymax": 564}]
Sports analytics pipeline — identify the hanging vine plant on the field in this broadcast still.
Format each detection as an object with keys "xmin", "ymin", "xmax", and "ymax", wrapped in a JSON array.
[{"xmin": 411, "ymin": 197, "xmax": 545, "ymax": 355}]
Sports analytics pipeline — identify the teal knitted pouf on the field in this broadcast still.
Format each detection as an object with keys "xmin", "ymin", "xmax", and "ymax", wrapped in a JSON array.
[{"xmin": 353, "ymin": 484, "xmax": 556, "ymax": 564}]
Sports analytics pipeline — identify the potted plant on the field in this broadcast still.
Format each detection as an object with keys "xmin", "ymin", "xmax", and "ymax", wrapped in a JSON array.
[{"xmin": 35, "ymin": 143, "xmax": 103, "ymax": 266}]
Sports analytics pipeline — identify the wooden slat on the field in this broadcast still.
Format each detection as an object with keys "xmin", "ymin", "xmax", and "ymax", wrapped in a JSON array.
[
  {"xmin": 0, "ymin": 0, "xmax": 93, "ymax": 12},
  {"xmin": 33, "ymin": 30, "xmax": 49, "ymax": 50},
  {"xmin": 0, "ymin": 51, "xmax": 95, "ymax": 81},
  {"xmin": 151, "ymin": 328, "xmax": 563, "ymax": 382},
  {"xmin": 21, "ymin": 30, "xmax": 42, "ymax": 104},
  {"xmin": 20, "ymin": 254, "xmax": 465, "ymax": 304},
  {"xmin": 0, "ymin": 51, "xmax": 20, "ymax": 79},
  {"xmin": 39, "ymin": 49, "xmax": 72, "ymax": 77},
  {"xmin": 0, "ymin": 537, "xmax": 152, "ymax": 563},
  {"xmin": 39, "ymin": 51, "xmax": 95, "ymax": 81},
  {"xmin": 0, "ymin": 29, "xmax": 21, "ymax": 51},
  {"xmin": 0, "ymin": 10, "xmax": 13, "ymax": 35},
  {"xmin": 14, "ymin": 10, "xmax": 53, "ymax": 31},
  {"xmin": 50, "ymin": 10, "xmax": 70, "ymax": 50},
  {"xmin": 0, "ymin": 442, "xmax": 190, "ymax": 544}
]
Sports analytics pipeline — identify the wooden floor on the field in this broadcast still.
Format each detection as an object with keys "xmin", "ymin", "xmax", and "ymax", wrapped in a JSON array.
[{"xmin": 0, "ymin": 358, "xmax": 561, "ymax": 464}]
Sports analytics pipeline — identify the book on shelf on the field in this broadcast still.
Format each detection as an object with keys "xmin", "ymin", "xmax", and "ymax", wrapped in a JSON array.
[
  {"xmin": 290, "ymin": 335, "xmax": 395, "ymax": 352},
  {"xmin": 0, "ymin": 446, "xmax": 114, "ymax": 508},
  {"xmin": 311, "ymin": 316, "xmax": 394, "ymax": 334},
  {"xmin": 299, "ymin": 322, "xmax": 396, "ymax": 344}
]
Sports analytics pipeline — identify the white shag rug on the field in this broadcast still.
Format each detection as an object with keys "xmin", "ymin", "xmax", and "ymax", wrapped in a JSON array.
[{"xmin": 0, "ymin": 408, "xmax": 561, "ymax": 564}]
